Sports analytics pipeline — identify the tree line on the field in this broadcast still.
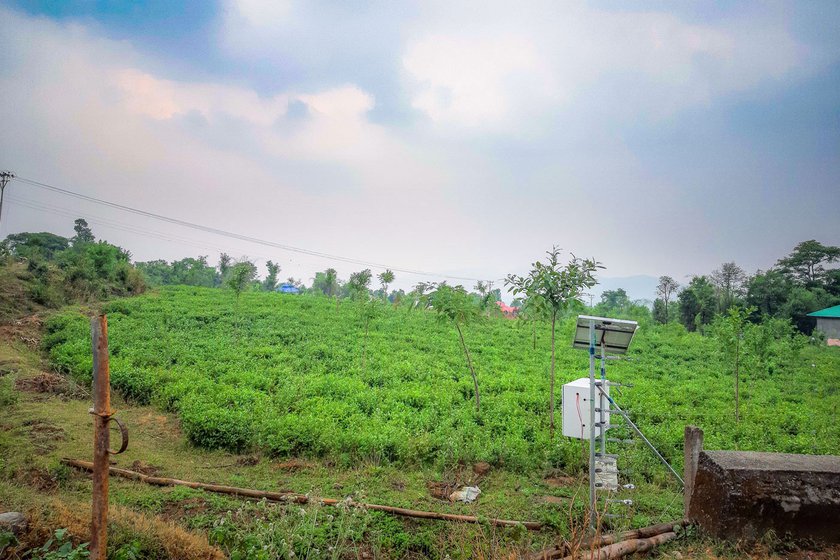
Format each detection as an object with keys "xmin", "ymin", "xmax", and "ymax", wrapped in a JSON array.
[{"xmin": 654, "ymin": 240, "xmax": 839, "ymax": 333}]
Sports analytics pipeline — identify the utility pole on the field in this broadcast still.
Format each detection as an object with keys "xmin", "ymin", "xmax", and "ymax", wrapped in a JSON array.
[{"xmin": 0, "ymin": 171, "xmax": 15, "ymax": 234}]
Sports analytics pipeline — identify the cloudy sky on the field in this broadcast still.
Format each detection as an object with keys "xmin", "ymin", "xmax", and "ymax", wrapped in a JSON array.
[{"xmin": 1, "ymin": 1, "xmax": 838, "ymax": 297}]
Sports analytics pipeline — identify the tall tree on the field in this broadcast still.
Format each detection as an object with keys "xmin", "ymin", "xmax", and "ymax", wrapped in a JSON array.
[
  {"xmin": 217, "ymin": 253, "xmax": 232, "ymax": 285},
  {"xmin": 777, "ymin": 240, "xmax": 840, "ymax": 285},
  {"xmin": 711, "ymin": 306, "xmax": 754, "ymax": 423},
  {"xmin": 678, "ymin": 276, "xmax": 717, "ymax": 332},
  {"xmin": 505, "ymin": 247, "xmax": 601, "ymax": 431},
  {"xmin": 431, "ymin": 284, "xmax": 482, "ymax": 411},
  {"xmin": 408, "ymin": 281, "xmax": 436, "ymax": 311},
  {"xmin": 745, "ymin": 269, "xmax": 791, "ymax": 318},
  {"xmin": 655, "ymin": 276, "xmax": 680, "ymax": 323},
  {"xmin": 348, "ymin": 269, "xmax": 372, "ymax": 300},
  {"xmin": 226, "ymin": 260, "xmax": 256, "ymax": 339},
  {"xmin": 377, "ymin": 269, "xmax": 395, "ymax": 300},
  {"xmin": 72, "ymin": 218, "xmax": 95, "ymax": 246},
  {"xmin": 348, "ymin": 269, "xmax": 374, "ymax": 370},
  {"xmin": 473, "ymin": 280, "xmax": 496, "ymax": 311},
  {"xmin": 263, "ymin": 260, "xmax": 280, "ymax": 291},
  {"xmin": 226, "ymin": 261, "xmax": 257, "ymax": 299},
  {"xmin": 711, "ymin": 262, "xmax": 746, "ymax": 311}
]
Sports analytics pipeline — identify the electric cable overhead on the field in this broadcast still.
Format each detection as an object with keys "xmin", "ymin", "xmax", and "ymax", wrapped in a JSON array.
[{"xmin": 13, "ymin": 175, "xmax": 492, "ymax": 283}]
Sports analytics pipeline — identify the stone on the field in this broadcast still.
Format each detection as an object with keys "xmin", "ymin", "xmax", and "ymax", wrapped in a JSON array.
[
  {"xmin": 688, "ymin": 450, "xmax": 840, "ymax": 544},
  {"xmin": 0, "ymin": 511, "xmax": 27, "ymax": 535}
]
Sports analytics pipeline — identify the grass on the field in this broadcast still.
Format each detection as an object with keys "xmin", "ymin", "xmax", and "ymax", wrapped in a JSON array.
[{"xmin": 2, "ymin": 285, "xmax": 839, "ymax": 558}]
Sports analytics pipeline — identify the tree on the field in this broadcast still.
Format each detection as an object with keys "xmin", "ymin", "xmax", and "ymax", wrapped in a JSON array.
[
  {"xmin": 408, "ymin": 281, "xmax": 436, "ymax": 311},
  {"xmin": 655, "ymin": 276, "xmax": 679, "ymax": 323},
  {"xmin": 678, "ymin": 276, "xmax": 717, "ymax": 332},
  {"xmin": 217, "ymin": 253, "xmax": 232, "ymax": 285},
  {"xmin": 72, "ymin": 218, "xmax": 95, "ymax": 246},
  {"xmin": 430, "ymin": 284, "xmax": 482, "ymax": 411},
  {"xmin": 652, "ymin": 298, "xmax": 668, "ymax": 324},
  {"xmin": 595, "ymin": 288, "xmax": 631, "ymax": 316},
  {"xmin": 263, "ymin": 260, "xmax": 281, "ymax": 291},
  {"xmin": 347, "ymin": 269, "xmax": 372, "ymax": 300},
  {"xmin": 505, "ymin": 247, "xmax": 601, "ymax": 431},
  {"xmin": 710, "ymin": 306, "xmax": 754, "ymax": 423},
  {"xmin": 777, "ymin": 240, "xmax": 840, "ymax": 286},
  {"xmin": 226, "ymin": 261, "xmax": 257, "ymax": 299},
  {"xmin": 745, "ymin": 269, "xmax": 792, "ymax": 318},
  {"xmin": 348, "ymin": 269, "xmax": 375, "ymax": 369},
  {"xmin": 1, "ymin": 232, "xmax": 69, "ymax": 261},
  {"xmin": 312, "ymin": 268, "xmax": 339, "ymax": 297},
  {"xmin": 473, "ymin": 280, "xmax": 496, "ymax": 311},
  {"xmin": 377, "ymin": 269, "xmax": 395, "ymax": 300},
  {"xmin": 711, "ymin": 262, "xmax": 746, "ymax": 311}
]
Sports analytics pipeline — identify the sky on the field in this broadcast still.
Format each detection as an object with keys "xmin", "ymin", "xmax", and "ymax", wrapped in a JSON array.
[{"xmin": 1, "ymin": 1, "xmax": 838, "ymax": 300}]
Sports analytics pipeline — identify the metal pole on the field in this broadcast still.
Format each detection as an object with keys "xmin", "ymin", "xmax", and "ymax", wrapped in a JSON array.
[
  {"xmin": 0, "ymin": 171, "xmax": 14, "ymax": 233},
  {"xmin": 595, "ymin": 384, "xmax": 684, "ymax": 486},
  {"xmin": 599, "ymin": 340, "xmax": 606, "ymax": 458},
  {"xmin": 588, "ymin": 321, "xmax": 596, "ymax": 531},
  {"xmin": 90, "ymin": 315, "xmax": 111, "ymax": 560}
]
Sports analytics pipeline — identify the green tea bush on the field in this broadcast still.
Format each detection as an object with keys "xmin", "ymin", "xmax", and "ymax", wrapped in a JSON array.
[{"xmin": 43, "ymin": 286, "xmax": 840, "ymax": 474}]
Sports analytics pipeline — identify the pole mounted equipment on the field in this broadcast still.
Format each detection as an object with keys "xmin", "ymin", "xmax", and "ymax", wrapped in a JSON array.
[{"xmin": 0, "ymin": 170, "xmax": 15, "ymax": 232}]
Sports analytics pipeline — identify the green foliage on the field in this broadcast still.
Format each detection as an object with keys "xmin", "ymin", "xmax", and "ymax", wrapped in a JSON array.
[
  {"xmin": 31, "ymin": 529, "xmax": 89, "ymax": 560},
  {"xmin": 263, "ymin": 260, "xmax": 281, "ymax": 291},
  {"xmin": 312, "ymin": 268, "xmax": 339, "ymax": 298},
  {"xmin": 776, "ymin": 239, "xmax": 840, "ymax": 285},
  {"xmin": 505, "ymin": 248, "xmax": 601, "ymax": 319},
  {"xmin": 377, "ymin": 269, "xmax": 395, "ymax": 299},
  {"xmin": 347, "ymin": 269, "xmax": 372, "ymax": 300},
  {"xmin": 1, "ymin": 231, "xmax": 69, "ymax": 261},
  {"xmin": 0, "ymin": 219, "xmax": 145, "ymax": 309},
  {"xmin": 136, "ymin": 257, "xmax": 217, "ymax": 288},
  {"xmin": 430, "ymin": 284, "xmax": 482, "ymax": 410},
  {"xmin": 226, "ymin": 261, "xmax": 257, "ymax": 298},
  {"xmin": 0, "ymin": 376, "xmax": 17, "ymax": 407},
  {"xmin": 506, "ymin": 247, "xmax": 601, "ymax": 429},
  {"xmin": 72, "ymin": 218, "xmax": 95, "ymax": 246},
  {"xmin": 43, "ymin": 286, "xmax": 840, "ymax": 474},
  {"xmin": 678, "ymin": 276, "xmax": 717, "ymax": 332}
]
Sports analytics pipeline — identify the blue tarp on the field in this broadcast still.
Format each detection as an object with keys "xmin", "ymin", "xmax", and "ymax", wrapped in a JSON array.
[{"xmin": 277, "ymin": 283, "xmax": 300, "ymax": 294}]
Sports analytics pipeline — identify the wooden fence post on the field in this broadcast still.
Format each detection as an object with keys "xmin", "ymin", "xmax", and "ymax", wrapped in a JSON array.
[
  {"xmin": 684, "ymin": 425, "xmax": 704, "ymax": 518},
  {"xmin": 90, "ymin": 315, "xmax": 111, "ymax": 560}
]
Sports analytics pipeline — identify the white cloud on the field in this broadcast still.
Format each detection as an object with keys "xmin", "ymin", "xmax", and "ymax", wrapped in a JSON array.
[
  {"xmin": 403, "ymin": 34, "xmax": 553, "ymax": 126},
  {"xmin": 401, "ymin": 2, "xmax": 804, "ymax": 127}
]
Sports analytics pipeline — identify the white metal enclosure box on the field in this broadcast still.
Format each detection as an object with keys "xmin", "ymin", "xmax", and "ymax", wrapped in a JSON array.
[{"xmin": 562, "ymin": 377, "xmax": 610, "ymax": 439}]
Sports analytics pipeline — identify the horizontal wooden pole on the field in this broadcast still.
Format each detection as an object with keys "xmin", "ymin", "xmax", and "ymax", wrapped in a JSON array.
[{"xmin": 62, "ymin": 458, "xmax": 542, "ymax": 530}]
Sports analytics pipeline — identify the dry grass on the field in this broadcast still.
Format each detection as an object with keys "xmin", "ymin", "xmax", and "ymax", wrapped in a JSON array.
[{"xmin": 10, "ymin": 497, "xmax": 224, "ymax": 560}]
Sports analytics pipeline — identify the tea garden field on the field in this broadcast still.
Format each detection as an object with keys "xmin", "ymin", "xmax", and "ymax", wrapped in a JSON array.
[{"xmin": 43, "ymin": 286, "xmax": 840, "ymax": 479}]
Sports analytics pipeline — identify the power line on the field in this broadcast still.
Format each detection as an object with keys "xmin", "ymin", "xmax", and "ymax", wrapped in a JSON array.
[
  {"xmin": 6, "ymin": 194, "xmax": 292, "ymax": 267},
  {"xmin": 13, "ymin": 175, "xmax": 491, "ymax": 283}
]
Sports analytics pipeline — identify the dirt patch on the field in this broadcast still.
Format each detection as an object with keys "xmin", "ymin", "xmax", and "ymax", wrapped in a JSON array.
[
  {"xmin": 24, "ymin": 419, "xmax": 66, "ymax": 453},
  {"xmin": 542, "ymin": 496, "xmax": 567, "ymax": 505},
  {"xmin": 0, "ymin": 314, "xmax": 44, "ymax": 347},
  {"xmin": 16, "ymin": 467, "xmax": 58, "ymax": 492},
  {"xmin": 473, "ymin": 462, "xmax": 491, "ymax": 478},
  {"xmin": 427, "ymin": 481, "xmax": 459, "ymax": 501},
  {"xmin": 129, "ymin": 460, "xmax": 163, "ymax": 476},
  {"xmin": 160, "ymin": 498, "xmax": 209, "ymax": 523},
  {"xmin": 786, "ymin": 545, "xmax": 840, "ymax": 560},
  {"xmin": 545, "ymin": 476, "xmax": 577, "ymax": 487},
  {"xmin": 15, "ymin": 372, "xmax": 86, "ymax": 399},
  {"xmin": 390, "ymin": 479, "xmax": 406, "ymax": 492},
  {"xmin": 273, "ymin": 458, "xmax": 314, "ymax": 472},
  {"xmin": 235, "ymin": 454, "xmax": 259, "ymax": 467}
]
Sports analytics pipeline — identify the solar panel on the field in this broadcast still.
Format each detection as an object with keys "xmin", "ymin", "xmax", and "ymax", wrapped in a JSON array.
[{"xmin": 572, "ymin": 315, "xmax": 638, "ymax": 354}]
